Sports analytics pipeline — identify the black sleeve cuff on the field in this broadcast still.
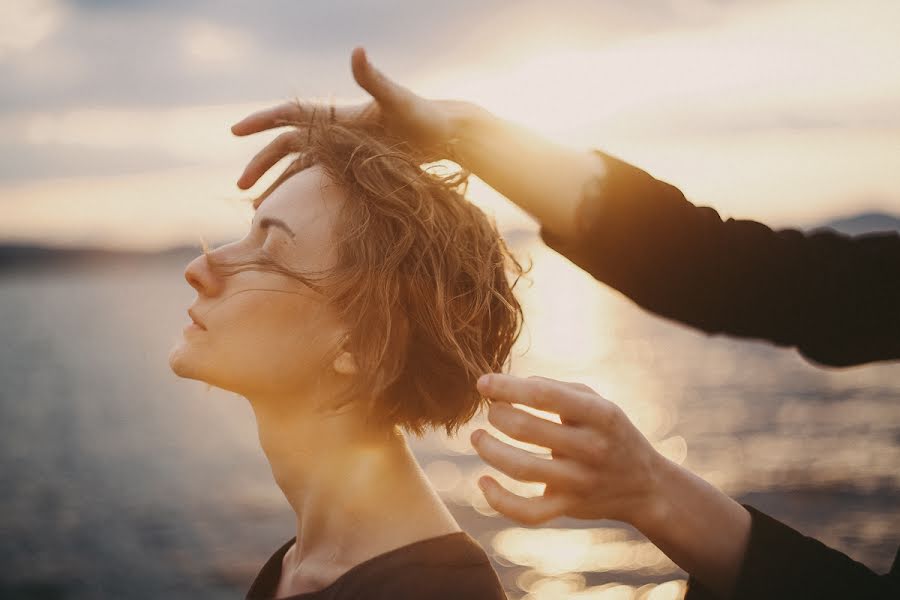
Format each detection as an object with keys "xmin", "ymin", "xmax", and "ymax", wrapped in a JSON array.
[{"xmin": 685, "ymin": 505, "xmax": 899, "ymax": 600}]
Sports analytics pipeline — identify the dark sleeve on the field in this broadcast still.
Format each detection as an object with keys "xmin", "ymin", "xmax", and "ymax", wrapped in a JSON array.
[
  {"xmin": 684, "ymin": 505, "xmax": 900, "ymax": 600},
  {"xmin": 539, "ymin": 151, "xmax": 900, "ymax": 367}
]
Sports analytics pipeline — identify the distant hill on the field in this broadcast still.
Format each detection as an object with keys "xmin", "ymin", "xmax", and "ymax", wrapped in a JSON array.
[
  {"xmin": 2, "ymin": 211, "xmax": 898, "ymax": 271},
  {"xmin": 814, "ymin": 212, "xmax": 900, "ymax": 236},
  {"xmin": 0, "ymin": 244, "xmax": 199, "ymax": 271}
]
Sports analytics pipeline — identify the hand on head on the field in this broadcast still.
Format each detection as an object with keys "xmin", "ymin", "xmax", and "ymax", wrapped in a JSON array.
[
  {"xmin": 471, "ymin": 374, "xmax": 669, "ymax": 528},
  {"xmin": 231, "ymin": 47, "xmax": 468, "ymax": 192}
]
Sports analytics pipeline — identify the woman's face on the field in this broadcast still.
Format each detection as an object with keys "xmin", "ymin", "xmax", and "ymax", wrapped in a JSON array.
[{"xmin": 169, "ymin": 166, "xmax": 350, "ymax": 399}]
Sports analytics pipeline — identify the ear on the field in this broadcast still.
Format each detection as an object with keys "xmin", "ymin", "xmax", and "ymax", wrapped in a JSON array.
[{"xmin": 332, "ymin": 350, "xmax": 358, "ymax": 376}]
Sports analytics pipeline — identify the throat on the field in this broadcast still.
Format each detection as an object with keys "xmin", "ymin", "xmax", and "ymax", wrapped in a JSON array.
[{"xmin": 248, "ymin": 395, "xmax": 461, "ymax": 597}]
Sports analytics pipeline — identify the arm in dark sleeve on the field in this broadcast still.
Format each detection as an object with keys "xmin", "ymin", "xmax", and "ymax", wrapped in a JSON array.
[
  {"xmin": 539, "ymin": 151, "xmax": 900, "ymax": 367},
  {"xmin": 684, "ymin": 505, "xmax": 900, "ymax": 599}
]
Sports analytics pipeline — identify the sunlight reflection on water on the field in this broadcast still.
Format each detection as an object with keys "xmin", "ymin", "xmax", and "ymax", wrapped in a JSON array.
[
  {"xmin": 413, "ymin": 237, "xmax": 899, "ymax": 598},
  {"xmin": 1, "ymin": 239, "xmax": 898, "ymax": 599}
]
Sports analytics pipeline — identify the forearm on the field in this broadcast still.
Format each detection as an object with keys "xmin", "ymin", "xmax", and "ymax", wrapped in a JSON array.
[
  {"xmin": 448, "ymin": 103, "xmax": 606, "ymax": 238},
  {"xmin": 635, "ymin": 457, "xmax": 751, "ymax": 598}
]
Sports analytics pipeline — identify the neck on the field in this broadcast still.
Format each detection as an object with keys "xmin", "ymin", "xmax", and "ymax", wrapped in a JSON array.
[{"xmin": 247, "ymin": 388, "xmax": 458, "ymax": 587}]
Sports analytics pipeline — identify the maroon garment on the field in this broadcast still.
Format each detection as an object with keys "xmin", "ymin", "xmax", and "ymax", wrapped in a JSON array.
[{"xmin": 245, "ymin": 531, "xmax": 508, "ymax": 600}]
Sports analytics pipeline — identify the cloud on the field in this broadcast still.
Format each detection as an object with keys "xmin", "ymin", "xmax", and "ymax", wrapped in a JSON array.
[
  {"xmin": 0, "ymin": 0, "xmax": 722, "ymax": 112},
  {"xmin": 2, "ymin": 0, "xmax": 899, "ymax": 248},
  {"xmin": 0, "ymin": 0, "xmax": 65, "ymax": 58},
  {"xmin": 0, "ymin": 0, "xmax": 717, "ymax": 183},
  {"xmin": 0, "ymin": 101, "xmax": 276, "ymax": 180},
  {"xmin": 0, "ymin": 165, "xmax": 255, "ymax": 249},
  {"xmin": 0, "ymin": 142, "xmax": 184, "ymax": 181},
  {"xmin": 181, "ymin": 21, "xmax": 253, "ymax": 65}
]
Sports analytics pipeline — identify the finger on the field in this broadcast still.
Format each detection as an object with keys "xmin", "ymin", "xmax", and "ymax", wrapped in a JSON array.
[
  {"xmin": 487, "ymin": 401, "xmax": 597, "ymax": 460},
  {"xmin": 471, "ymin": 429, "xmax": 588, "ymax": 489},
  {"xmin": 237, "ymin": 130, "xmax": 304, "ymax": 190},
  {"xmin": 478, "ymin": 373, "xmax": 616, "ymax": 427},
  {"xmin": 231, "ymin": 101, "xmax": 307, "ymax": 136},
  {"xmin": 528, "ymin": 376, "xmax": 591, "ymax": 426},
  {"xmin": 350, "ymin": 46, "xmax": 409, "ymax": 110},
  {"xmin": 478, "ymin": 476, "xmax": 568, "ymax": 525},
  {"xmin": 529, "ymin": 375, "xmax": 595, "ymax": 395}
]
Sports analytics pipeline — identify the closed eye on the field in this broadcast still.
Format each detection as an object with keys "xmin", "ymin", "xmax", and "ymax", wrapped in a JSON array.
[{"xmin": 256, "ymin": 216, "xmax": 296, "ymax": 241}]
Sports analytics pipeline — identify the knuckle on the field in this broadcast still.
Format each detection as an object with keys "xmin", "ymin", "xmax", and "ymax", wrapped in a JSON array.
[
  {"xmin": 554, "ymin": 467, "xmax": 581, "ymax": 492},
  {"xmin": 505, "ymin": 412, "xmax": 528, "ymax": 437},
  {"xmin": 486, "ymin": 405, "xmax": 502, "ymax": 427},
  {"xmin": 506, "ymin": 461, "xmax": 528, "ymax": 481},
  {"xmin": 488, "ymin": 404, "xmax": 520, "ymax": 436},
  {"xmin": 274, "ymin": 130, "xmax": 300, "ymax": 149},
  {"xmin": 483, "ymin": 492, "xmax": 501, "ymax": 512},
  {"xmin": 585, "ymin": 468, "xmax": 606, "ymax": 488},
  {"xmin": 521, "ymin": 457, "xmax": 546, "ymax": 482},
  {"xmin": 543, "ymin": 466, "xmax": 565, "ymax": 488},
  {"xmin": 563, "ymin": 460, "xmax": 594, "ymax": 489},
  {"xmin": 606, "ymin": 405, "xmax": 627, "ymax": 430},
  {"xmin": 578, "ymin": 434, "xmax": 608, "ymax": 468},
  {"xmin": 521, "ymin": 509, "xmax": 545, "ymax": 526},
  {"xmin": 589, "ymin": 435, "xmax": 609, "ymax": 457},
  {"xmin": 532, "ymin": 381, "xmax": 556, "ymax": 408},
  {"xmin": 589, "ymin": 399, "xmax": 615, "ymax": 425},
  {"xmin": 560, "ymin": 378, "xmax": 592, "ymax": 393},
  {"xmin": 570, "ymin": 475, "xmax": 596, "ymax": 495},
  {"xmin": 527, "ymin": 375, "xmax": 553, "ymax": 388}
]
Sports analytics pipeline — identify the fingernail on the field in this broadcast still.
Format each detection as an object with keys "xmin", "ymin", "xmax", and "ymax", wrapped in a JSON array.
[
  {"xmin": 477, "ymin": 374, "xmax": 492, "ymax": 388},
  {"xmin": 471, "ymin": 429, "xmax": 484, "ymax": 444},
  {"xmin": 477, "ymin": 477, "xmax": 488, "ymax": 491}
]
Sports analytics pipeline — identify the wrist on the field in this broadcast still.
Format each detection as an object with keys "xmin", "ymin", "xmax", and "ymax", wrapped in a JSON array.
[
  {"xmin": 630, "ymin": 454, "xmax": 753, "ymax": 598},
  {"xmin": 631, "ymin": 454, "xmax": 682, "ymax": 538},
  {"xmin": 443, "ymin": 101, "xmax": 492, "ymax": 146}
]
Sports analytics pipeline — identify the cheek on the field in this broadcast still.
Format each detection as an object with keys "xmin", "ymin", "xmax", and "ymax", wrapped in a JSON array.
[{"xmin": 212, "ymin": 286, "xmax": 344, "ymax": 387}]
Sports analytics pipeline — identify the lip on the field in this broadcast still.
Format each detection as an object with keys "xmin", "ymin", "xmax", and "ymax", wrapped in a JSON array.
[{"xmin": 187, "ymin": 308, "xmax": 207, "ymax": 331}]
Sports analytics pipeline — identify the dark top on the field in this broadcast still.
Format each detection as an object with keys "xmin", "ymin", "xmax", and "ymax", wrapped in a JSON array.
[
  {"xmin": 685, "ymin": 506, "xmax": 900, "ymax": 599},
  {"xmin": 540, "ymin": 151, "xmax": 900, "ymax": 368},
  {"xmin": 244, "ymin": 531, "xmax": 507, "ymax": 600},
  {"xmin": 539, "ymin": 151, "xmax": 900, "ymax": 598}
]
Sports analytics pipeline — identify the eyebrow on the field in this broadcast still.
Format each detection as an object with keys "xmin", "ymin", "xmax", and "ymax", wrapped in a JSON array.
[{"xmin": 257, "ymin": 216, "xmax": 296, "ymax": 239}]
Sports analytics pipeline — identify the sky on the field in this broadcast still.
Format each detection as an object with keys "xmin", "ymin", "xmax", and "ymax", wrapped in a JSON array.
[{"xmin": 2, "ymin": 0, "xmax": 899, "ymax": 249}]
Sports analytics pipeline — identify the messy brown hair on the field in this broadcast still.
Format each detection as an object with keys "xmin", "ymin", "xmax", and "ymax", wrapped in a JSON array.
[{"xmin": 210, "ymin": 116, "xmax": 525, "ymax": 435}]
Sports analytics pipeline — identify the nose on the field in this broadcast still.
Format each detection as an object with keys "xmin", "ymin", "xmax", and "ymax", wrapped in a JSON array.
[{"xmin": 183, "ymin": 252, "xmax": 224, "ymax": 297}]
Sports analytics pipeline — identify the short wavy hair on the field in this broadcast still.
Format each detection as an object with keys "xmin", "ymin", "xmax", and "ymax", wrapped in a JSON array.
[{"xmin": 213, "ymin": 118, "xmax": 525, "ymax": 435}]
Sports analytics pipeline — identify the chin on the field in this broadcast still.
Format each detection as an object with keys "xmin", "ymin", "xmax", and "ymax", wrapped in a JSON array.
[
  {"xmin": 168, "ymin": 340, "xmax": 202, "ymax": 381},
  {"xmin": 168, "ymin": 341, "xmax": 247, "ymax": 395}
]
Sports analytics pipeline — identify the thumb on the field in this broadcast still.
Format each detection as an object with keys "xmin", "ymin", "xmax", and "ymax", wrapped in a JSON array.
[{"xmin": 351, "ymin": 46, "xmax": 406, "ymax": 108}]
